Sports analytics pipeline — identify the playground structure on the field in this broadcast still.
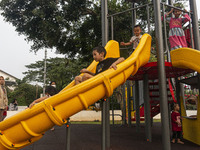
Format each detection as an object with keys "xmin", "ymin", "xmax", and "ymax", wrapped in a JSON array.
[
  {"xmin": 108, "ymin": 0, "xmax": 200, "ymax": 149},
  {"xmin": 0, "ymin": 0, "xmax": 199, "ymax": 150},
  {"xmin": 0, "ymin": 35, "xmax": 152, "ymax": 149}
]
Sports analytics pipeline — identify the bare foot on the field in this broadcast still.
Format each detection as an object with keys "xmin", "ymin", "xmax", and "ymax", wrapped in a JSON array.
[
  {"xmin": 177, "ymin": 139, "xmax": 184, "ymax": 144},
  {"xmin": 171, "ymin": 139, "xmax": 175, "ymax": 143},
  {"xmin": 51, "ymin": 127, "xmax": 55, "ymax": 131}
]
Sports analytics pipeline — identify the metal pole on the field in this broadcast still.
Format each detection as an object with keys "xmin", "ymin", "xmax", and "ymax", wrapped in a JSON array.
[
  {"xmin": 180, "ymin": 82, "xmax": 185, "ymax": 114},
  {"xmin": 135, "ymin": 80, "xmax": 140, "ymax": 132},
  {"xmin": 66, "ymin": 118, "xmax": 71, "ymax": 150},
  {"xmin": 127, "ymin": 80, "xmax": 132, "ymax": 127},
  {"xmin": 162, "ymin": 3, "xmax": 170, "ymax": 61},
  {"xmin": 188, "ymin": 12, "xmax": 194, "ymax": 48},
  {"xmin": 102, "ymin": 98, "xmax": 110, "ymax": 150},
  {"xmin": 143, "ymin": 74, "xmax": 152, "ymax": 142},
  {"xmin": 111, "ymin": 98, "xmax": 114, "ymax": 125},
  {"xmin": 106, "ymin": 99, "xmax": 110, "ymax": 148},
  {"xmin": 101, "ymin": 1, "xmax": 109, "ymax": 149},
  {"xmin": 175, "ymin": 78, "xmax": 180, "ymax": 105},
  {"xmin": 168, "ymin": 0, "xmax": 173, "ymax": 5},
  {"xmin": 132, "ymin": 2, "xmax": 136, "ymax": 35},
  {"xmin": 101, "ymin": 0, "xmax": 108, "ymax": 46},
  {"xmin": 102, "ymin": 99, "xmax": 106, "ymax": 150},
  {"xmin": 111, "ymin": 16, "xmax": 114, "ymax": 40},
  {"xmin": 147, "ymin": 4, "xmax": 150, "ymax": 34},
  {"xmin": 189, "ymin": 0, "xmax": 200, "ymax": 50},
  {"xmin": 122, "ymin": 84, "xmax": 127, "ymax": 125},
  {"xmin": 153, "ymin": 0, "xmax": 171, "ymax": 150},
  {"xmin": 43, "ymin": 49, "xmax": 47, "ymax": 96}
]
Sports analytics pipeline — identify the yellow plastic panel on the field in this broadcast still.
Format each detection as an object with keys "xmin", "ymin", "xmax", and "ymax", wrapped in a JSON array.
[
  {"xmin": 0, "ymin": 34, "xmax": 151, "ymax": 149},
  {"xmin": 172, "ymin": 48, "xmax": 200, "ymax": 145},
  {"xmin": 180, "ymin": 96, "xmax": 200, "ymax": 145},
  {"xmin": 170, "ymin": 48, "xmax": 200, "ymax": 73},
  {"xmin": 61, "ymin": 40, "xmax": 120, "ymax": 92}
]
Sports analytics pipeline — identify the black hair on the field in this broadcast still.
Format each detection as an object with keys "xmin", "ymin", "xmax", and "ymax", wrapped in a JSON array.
[
  {"xmin": 45, "ymin": 86, "xmax": 57, "ymax": 96},
  {"xmin": 50, "ymin": 81, "xmax": 56, "ymax": 85},
  {"xmin": 134, "ymin": 24, "xmax": 141, "ymax": 29},
  {"xmin": 172, "ymin": 103, "xmax": 179, "ymax": 110},
  {"xmin": 12, "ymin": 99, "xmax": 17, "ymax": 104},
  {"xmin": 92, "ymin": 46, "xmax": 107, "ymax": 57}
]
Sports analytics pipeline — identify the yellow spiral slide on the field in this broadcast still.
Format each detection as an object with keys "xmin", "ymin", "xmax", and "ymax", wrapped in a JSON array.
[
  {"xmin": 171, "ymin": 48, "xmax": 200, "ymax": 145},
  {"xmin": 0, "ymin": 34, "xmax": 151, "ymax": 149}
]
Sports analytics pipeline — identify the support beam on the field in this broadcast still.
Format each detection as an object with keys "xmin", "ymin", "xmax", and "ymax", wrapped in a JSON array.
[
  {"xmin": 106, "ymin": 99, "xmax": 110, "ymax": 148},
  {"xmin": 143, "ymin": 74, "xmax": 151, "ymax": 142},
  {"xmin": 153, "ymin": 0, "xmax": 171, "ymax": 149},
  {"xmin": 101, "ymin": 0, "xmax": 108, "ymax": 46},
  {"xmin": 102, "ymin": 99, "xmax": 110, "ymax": 150},
  {"xmin": 189, "ymin": 0, "xmax": 200, "ymax": 50},
  {"xmin": 132, "ymin": 2, "xmax": 136, "ymax": 35},
  {"xmin": 122, "ymin": 84, "xmax": 127, "ymax": 125},
  {"xmin": 135, "ymin": 81, "xmax": 140, "ymax": 132},
  {"xmin": 66, "ymin": 118, "xmax": 71, "ymax": 150},
  {"xmin": 127, "ymin": 80, "xmax": 132, "ymax": 127},
  {"xmin": 101, "ymin": 1, "xmax": 109, "ymax": 149}
]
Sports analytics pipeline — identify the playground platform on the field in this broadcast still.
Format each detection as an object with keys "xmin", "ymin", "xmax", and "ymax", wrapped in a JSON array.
[{"xmin": 21, "ymin": 122, "xmax": 199, "ymax": 150}]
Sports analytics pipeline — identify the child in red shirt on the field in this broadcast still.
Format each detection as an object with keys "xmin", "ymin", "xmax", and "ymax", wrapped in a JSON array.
[{"xmin": 171, "ymin": 103, "xmax": 184, "ymax": 144}]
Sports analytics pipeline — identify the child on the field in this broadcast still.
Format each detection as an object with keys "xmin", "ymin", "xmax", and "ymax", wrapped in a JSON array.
[
  {"xmin": 163, "ymin": 7, "xmax": 191, "ymax": 50},
  {"xmin": 29, "ymin": 86, "xmax": 57, "ymax": 108},
  {"xmin": 120, "ymin": 25, "xmax": 142, "ymax": 54},
  {"xmin": 29, "ymin": 86, "xmax": 57, "ymax": 131},
  {"xmin": 171, "ymin": 103, "xmax": 184, "ymax": 144},
  {"xmin": 9, "ymin": 99, "xmax": 18, "ymax": 111},
  {"xmin": 75, "ymin": 46, "xmax": 124, "ymax": 85}
]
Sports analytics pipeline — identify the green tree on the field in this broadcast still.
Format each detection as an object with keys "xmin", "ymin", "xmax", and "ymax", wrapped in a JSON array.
[
  {"xmin": 7, "ymin": 79, "xmax": 43, "ymax": 106},
  {"xmin": 0, "ymin": 0, "xmax": 136, "ymax": 59},
  {"xmin": 23, "ymin": 57, "xmax": 89, "ymax": 91}
]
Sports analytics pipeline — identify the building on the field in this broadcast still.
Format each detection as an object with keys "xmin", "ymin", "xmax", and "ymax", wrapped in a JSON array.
[{"xmin": 0, "ymin": 69, "xmax": 18, "ymax": 90}]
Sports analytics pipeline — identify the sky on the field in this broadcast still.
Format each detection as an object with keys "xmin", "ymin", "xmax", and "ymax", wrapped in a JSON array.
[{"xmin": 0, "ymin": 1, "xmax": 200, "ymax": 80}]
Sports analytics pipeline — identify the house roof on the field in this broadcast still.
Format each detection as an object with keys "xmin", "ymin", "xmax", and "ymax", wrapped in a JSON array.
[{"xmin": 0, "ymin": 69, "xmax": 19, "ymax": 80}]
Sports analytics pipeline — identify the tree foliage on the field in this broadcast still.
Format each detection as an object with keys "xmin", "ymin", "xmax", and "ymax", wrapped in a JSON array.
[
  {"xmin": 23, "ymin": 57, "xmax": 89, "ymax": 91},
  {"xmin": 7, "ymin": 79, "xmax": 43, "ymax": 106},
  {"xmin": 0, "ymin": 0, "xmax": 141, "ymax": 58}
]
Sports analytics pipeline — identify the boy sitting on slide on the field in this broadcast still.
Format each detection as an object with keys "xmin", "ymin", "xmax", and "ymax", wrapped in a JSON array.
[{"xmin": 75, "ymin": 46, "xmax": 124, "ymax": 85}]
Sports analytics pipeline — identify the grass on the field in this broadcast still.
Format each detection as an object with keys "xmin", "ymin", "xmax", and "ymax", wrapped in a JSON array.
[{"xmin": 70, "ymin": 119, "xmax": 161, "ymax": 125}]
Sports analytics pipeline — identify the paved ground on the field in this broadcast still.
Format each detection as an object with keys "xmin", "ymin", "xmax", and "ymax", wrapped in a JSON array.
[{"xmin": 21, "ymin": 122, "xmax": 199, "ymax": 150}]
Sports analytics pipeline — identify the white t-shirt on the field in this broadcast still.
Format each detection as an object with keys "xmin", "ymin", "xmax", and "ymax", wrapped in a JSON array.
[{"xmin": 130, "ymin": 34, "xmax": 142, "ymax": 49}]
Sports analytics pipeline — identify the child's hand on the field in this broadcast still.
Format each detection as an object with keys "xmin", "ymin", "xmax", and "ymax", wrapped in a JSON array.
[
  {"xmin": 29, "ymin": 102, "xmax": 35, "ymax": 108},
  {"xmin": 167, "ymin": 8, "xmax": 173, "ymax": 15},
  {"xmin": 80, "ymin": 68, "xmax": 88, "ymax": 73},
  {"xmin": 120, "ymin": 42, "xmax": 125, "ymax": 46},
  {"xmin": 109, "ymin": 63, "xmax": 117, "ymax": 70},
  {"xmin": 183, "ymin": 9, "xmax": 188, "ymax": 13}
]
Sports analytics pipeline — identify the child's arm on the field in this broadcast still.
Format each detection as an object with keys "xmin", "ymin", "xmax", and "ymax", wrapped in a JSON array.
[
  {"xmin": 120, "ymin": 42, "xmax": 132, "ymax": 46},
  {"xmin": 162, "ymin": 8, "xmax": 173, "ymax": 21},
  {"xmin": 109, "ymin": 57, "xmax": 125, "ymax": 70},
  {"xmin": 29, "ymin": 95, "xmax": 49, "ymax": 108},
  {"xmin": 80, "ymin": 68, "xmax": 95, "ymax": 76},
  {"xmin": 166, "ymin": 8, "xmax": 173, "ymax": 16}
]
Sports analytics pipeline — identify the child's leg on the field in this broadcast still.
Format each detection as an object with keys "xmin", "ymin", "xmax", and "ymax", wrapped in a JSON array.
[
  {"xmin": 171, "ymin": 131, "xmax": 176, "ymax": 143},
  {"xmin": 82, "ymin": 73, "xmax": 93, "ymax": 82},
  {"xmin": 75, "ymin": 76, "xmax": 83, "ymax": 85},
  {"xmin": 177, "ymin": 131, "xmax": 184, "ymax": 144}
]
